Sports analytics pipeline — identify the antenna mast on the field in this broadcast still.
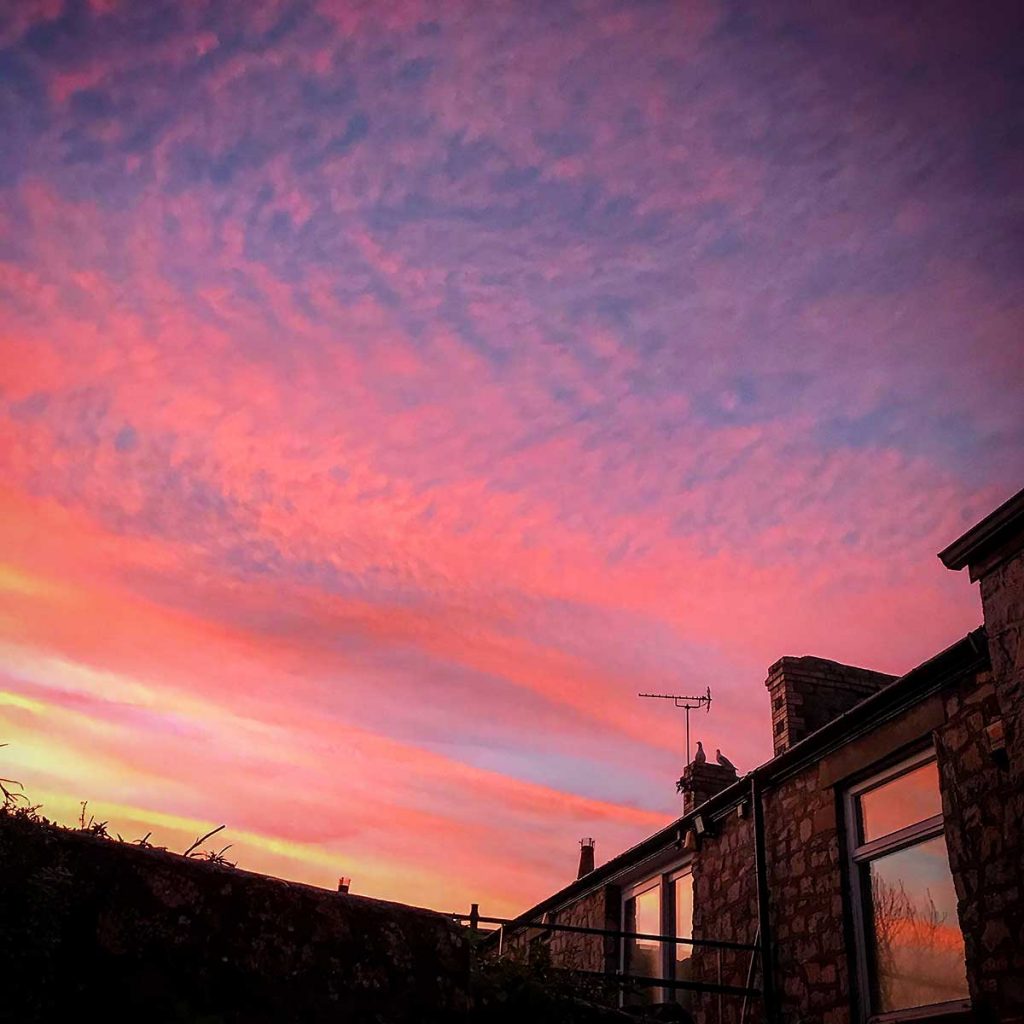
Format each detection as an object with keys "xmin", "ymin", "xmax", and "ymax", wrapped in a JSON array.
[{"xmin": 638, "ymin": 686, "xmax": 712, "ymax": 766}]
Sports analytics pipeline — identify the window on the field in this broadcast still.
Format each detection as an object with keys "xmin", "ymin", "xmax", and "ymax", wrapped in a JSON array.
[
  {"xmin": 670, "ymin": 868, "xmax": 695, "ymax": 1009},
  {"xmin": 621, "ymin": 864, "xmax": 694, "ymax": 1006},
  {"xmin": 845, "ymin": 750, "xmax": 969, "ymax": 1021},
  {"xmin": 623, "ymin": 881, "xmax": 661, "ymax": 1004}
]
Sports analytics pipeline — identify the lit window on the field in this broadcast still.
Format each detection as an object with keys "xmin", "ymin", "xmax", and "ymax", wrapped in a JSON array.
[
  {"xmin": 621, "ymin": 865, "xmax": 694, "ymax": 1007},
  {"xmin": 623, "ymin": 881, "xmax": 661, "ymax": 1005},
  {"xmin": 671, "ymin": 869, "xmax": 695, "ymax": 1009},
  {"xmin": 845, "ymin": 751, "xmax": 969, "ymax": 1020},
  {"xmin": 858, "ymin": 759, "xmax": 943, "ymax": 843}
]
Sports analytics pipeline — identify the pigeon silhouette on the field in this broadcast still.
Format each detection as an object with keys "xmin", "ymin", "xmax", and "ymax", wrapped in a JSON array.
[
  {"xmin": 716, "ymin": 748, "xmax": 735, "ymax": 770},
  {"xmin": 693, "ymin": 740, "xmax": 707, "ymax": 764}
]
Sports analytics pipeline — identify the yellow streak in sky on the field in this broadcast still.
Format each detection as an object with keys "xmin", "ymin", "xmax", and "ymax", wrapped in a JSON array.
[
  {"xmin": 0, "ymin": 690, "xmax": 49, "ymax": 715},
  {"xmin": 0, "ymin": 564, "xmax": 60, "ymax": 598}
]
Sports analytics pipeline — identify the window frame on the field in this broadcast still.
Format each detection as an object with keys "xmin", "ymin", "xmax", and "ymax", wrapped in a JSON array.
[
  {"xmin": 843, "ymin": 747, "xmax": 970, "ymax": 1024},
  {"xmin": 667, "ymin": 864, "xmax": 696, "ymax": 1010},
  {"xmin": 619, "ymin": 860, "xmax": 694, "ymax": 1006}
]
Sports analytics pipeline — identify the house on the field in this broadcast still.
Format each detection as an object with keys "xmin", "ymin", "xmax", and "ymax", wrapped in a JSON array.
[{"xmin": 496, "ymin": 486, "xmax": 1024, "ymax": 1024}]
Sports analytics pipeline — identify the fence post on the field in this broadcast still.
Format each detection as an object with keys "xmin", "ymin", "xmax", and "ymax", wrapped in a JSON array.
[{"xmin": 470, "ymin": 903, "xmax": 480, "ymax": 932}]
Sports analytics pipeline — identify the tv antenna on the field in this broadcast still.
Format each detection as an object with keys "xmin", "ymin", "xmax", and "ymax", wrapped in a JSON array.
[{"xmin": 638, "ymin": 686, "xmax": 712, "ymax": 766}]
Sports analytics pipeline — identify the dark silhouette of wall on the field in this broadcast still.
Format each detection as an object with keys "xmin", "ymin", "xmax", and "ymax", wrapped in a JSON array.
[{"xmin": 0, "ymin": 811, "xmax": 470, "ymax": 1024}]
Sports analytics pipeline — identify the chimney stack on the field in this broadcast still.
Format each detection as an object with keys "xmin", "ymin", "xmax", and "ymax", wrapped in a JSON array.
[
  {"xmin": 577, "ymin": 837, "xmax": 595, "ymax": 879},
  {"xmin": 337, "ymin": 876, "xmax": 351, "ymax": 894},
  {"xmin": 677, "ymin": 759, "xmax": 737, "ymax": 813},
  {"xmin": 765, "ymin": 655, "xmax": 896, "ymax": 756}
]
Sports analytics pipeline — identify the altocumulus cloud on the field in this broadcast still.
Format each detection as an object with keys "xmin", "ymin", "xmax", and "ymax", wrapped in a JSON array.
[{"xmin": 0, "ymin": 0, "xmax": 1021, "ymax": 911}]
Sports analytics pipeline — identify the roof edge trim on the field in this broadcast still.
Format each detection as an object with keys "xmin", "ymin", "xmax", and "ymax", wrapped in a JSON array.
[{"xmin": 939, "ymin": 486, "xmax": 1024, "ymax": 571}]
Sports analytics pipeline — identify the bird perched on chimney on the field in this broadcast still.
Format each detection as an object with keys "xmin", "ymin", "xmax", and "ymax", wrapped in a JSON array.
[
  {"xmin": 694, "ymin": 740, "xmax": 707, "ymax": 764},
  {"xmin": 716, "ymin": 749, "xmax": 735, "ymax": 770}
]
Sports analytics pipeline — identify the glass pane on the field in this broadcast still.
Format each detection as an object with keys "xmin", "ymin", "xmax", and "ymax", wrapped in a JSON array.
[
  {"xmin": 624, "ymin": 884, "xmax": 661, "ymax": 1005},
  {"xmin": 672, "ymin": 873, "xmax": 695, "ymax": 1008},
  {"xmin": 867, "ymin": 835, "xmax": 968, "ymax": 1013},
  {"xmin": 859, "ymin": 760, "xmax": 942, "ymax": 842}
]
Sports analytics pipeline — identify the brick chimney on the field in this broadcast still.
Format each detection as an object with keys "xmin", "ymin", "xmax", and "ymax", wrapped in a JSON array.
[
  {"xmin": 577, "ymin": 837, "xmax": 595, "ymax": 879},
  {"xmin": 765, "ymin": 656, "xmax": 897, "ymax": 756},
  {"xmin": 677, "ymin": 759, "xmax": 738, "ymax": 813}
]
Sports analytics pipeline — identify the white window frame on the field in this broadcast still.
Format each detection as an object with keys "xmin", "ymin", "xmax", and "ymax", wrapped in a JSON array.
[
  {"xmin": 843, "ymin": 747, "xmax": 970, "ymax": 1024},
  {"xmin": 619, "ymin": 860, "xmax": 693, "ymax": 1006}
]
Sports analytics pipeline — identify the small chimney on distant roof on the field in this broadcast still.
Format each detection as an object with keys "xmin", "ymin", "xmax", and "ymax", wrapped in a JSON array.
[
  {"xmin": 337, "ymin": 876, "xmax": 351, "ymax": 894},
  {"xmin": 577, "ymin": 837, "xmax": 595, "ymax": 879}
]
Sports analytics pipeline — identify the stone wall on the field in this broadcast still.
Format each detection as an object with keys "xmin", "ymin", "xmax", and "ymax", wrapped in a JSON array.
[
  {"xmin": 689, "ymin": 810, "xmax": 759, "ymax": 1024},
  {"xmin": 935, "ymin": 668, "xmax": 1019, "ymax": 1023},
  {"xmin": 982, "ymin": 542, "xmax": 1024, "ymax": 723},
  {"xmin": 938, "ymin": 544, "xmax": 1024, "ymax": 1024},
  {"xmin": 0, "ymin": 809, "xmax": 470, "ymax": 1023},
  {"xmin": 686, "ymin": 766, "xmax": 850, "ymax": 1024},
  {"xmin": 502, "ymin": 884, "xmax": 618, "ymax": 975},
  {"xmin": 937, "ymin": 498, "xmax": 1024, "ymax": 1024},
  {"xmin": 763, "ymin": 767, "xmax": 848, "ymax": 1024},
  {"xmin": 756, "ymin": 660, "xmax": 1024, "ymax": 1024},
  {"xmin": 548, "ymin": 885, "xmax": 620, "ymax": 974},
  {"xmin": 978, "ymin": 551, "xmax": 1024, "ymax": 1022}
]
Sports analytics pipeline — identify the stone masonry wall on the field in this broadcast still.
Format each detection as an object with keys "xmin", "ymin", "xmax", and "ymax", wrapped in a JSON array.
[
  {"xmin": 687, "ymin": 767, "xmax": 850, "ymax": 1024},
  {"xmin": 548, "ymin": 885, "xmax": 620, "ymax": 973},
  {"xmin": 979, "ymin": 551, "xmax": 1024, "ymax": 1021},
  {"xmin": 689, "ymin": 811, "xmax": 760, "ymax": 1024},
  {"xmin": 763, "ymin": 767, "xmax": 849, "ymax": 1024},
  {"xmin": 502, "ymin": 884, "xmax": 617, "ymax": 975},
  {"xmin": 938, "ymin": 541, "xmax": 1024, "ymax": 1024},
  {"xmin": 934, "ymin": 668, "xmax": 1021, "ymax": 1023}
]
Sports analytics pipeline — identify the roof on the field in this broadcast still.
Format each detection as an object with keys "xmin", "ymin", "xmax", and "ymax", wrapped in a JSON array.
[
  {"xmin": 939, "ymin": 485, "xmax": 1024, "ymax": 577},
  {"xmin": 497, "ymin": 627, "xmax": 989, "ymax": 934}
]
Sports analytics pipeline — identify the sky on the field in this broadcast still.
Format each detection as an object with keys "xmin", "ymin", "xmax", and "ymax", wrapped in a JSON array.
[{"xmin": 0, "ymin": 0, "xmax": 1022, "ymax": 916}]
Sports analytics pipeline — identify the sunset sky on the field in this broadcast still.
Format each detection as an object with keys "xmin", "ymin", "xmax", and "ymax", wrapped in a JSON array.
[{"xmin": 1, "ymin": 0, "xmax": 1022, "ymax": 915}]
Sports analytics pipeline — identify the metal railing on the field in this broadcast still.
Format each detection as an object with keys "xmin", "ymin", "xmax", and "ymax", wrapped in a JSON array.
[{"xmin": 447, "ymin": 906, "xmax": 762, "ymax": 1004}]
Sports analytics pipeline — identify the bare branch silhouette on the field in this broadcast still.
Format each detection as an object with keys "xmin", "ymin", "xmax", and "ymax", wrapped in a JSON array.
[
  {"xmin": 184, "ymin": 823, "xmax": 227, "ymax": 858},
  {"xmin": 870, "ymin": 872, "xmax": 966, "ymax": 1010}
]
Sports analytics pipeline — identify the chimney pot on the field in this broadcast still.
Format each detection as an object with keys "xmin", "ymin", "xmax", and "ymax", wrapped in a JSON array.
[{"xmin": 577, "ymin": 837, "xmax": 595, "ymax": 879}]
